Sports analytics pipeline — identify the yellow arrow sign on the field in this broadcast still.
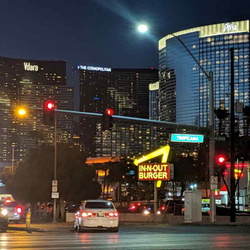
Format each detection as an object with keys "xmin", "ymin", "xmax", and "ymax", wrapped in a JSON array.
[{"xmin": 134, "ymin": 145, "xmax": 170, "ymax": 187}]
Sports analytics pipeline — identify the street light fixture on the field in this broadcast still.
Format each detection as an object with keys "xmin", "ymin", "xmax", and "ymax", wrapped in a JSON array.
[
  {"xmin": 15, "ymin": 106, "xmax": 28, "ymax": 117},
  {"xmin": 137, "ymin": 24, "xmax": 148, "ymax": 33},
  {"xmin": 138, "ymin": 24, "xmax": 216, "ymax": 222}
]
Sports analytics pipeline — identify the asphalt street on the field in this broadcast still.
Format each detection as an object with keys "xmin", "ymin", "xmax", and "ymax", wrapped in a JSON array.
[{"xmin": 1, "ymin": 222, "xmax": 249, "ymax": 249}]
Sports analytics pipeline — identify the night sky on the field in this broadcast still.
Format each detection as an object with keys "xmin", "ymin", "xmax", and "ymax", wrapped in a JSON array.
[{"xmin": 0, "ymin": 0, "xmax": 249, "ymax": 69}]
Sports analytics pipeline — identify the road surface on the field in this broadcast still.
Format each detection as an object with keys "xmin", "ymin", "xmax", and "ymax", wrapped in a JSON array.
[{"xmin": 1, "ymin": 223, "xmax": 250, "ymax": 249}]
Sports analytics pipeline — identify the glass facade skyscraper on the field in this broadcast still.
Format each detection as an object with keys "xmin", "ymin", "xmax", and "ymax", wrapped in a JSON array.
[
  {"xmin": 149, "ymin": 81, "xmax": 160, "ymax": 120},
  {"xmin": 78, "ymin": 66, "xmax": 159, "ymax": 157},
  {"xmin": 159, "ymin": 20, "xmax": 249, "ymax": 136}
]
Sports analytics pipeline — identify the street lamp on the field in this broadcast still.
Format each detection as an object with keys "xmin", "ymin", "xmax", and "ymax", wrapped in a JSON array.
[
  {"xmin": 15, "ymin": 106, "xmax": 28, "ymax": 118},
  {"xmin": 52, "ymin": 114, "xmax": 58, "ymax": 223},
  {"xmin": 137, "ymin": 24, "xmax": 148, "ymax": 33},
  {"xmin": 138, "ymin": 24, "xmax": 216, "ymax": 222}
]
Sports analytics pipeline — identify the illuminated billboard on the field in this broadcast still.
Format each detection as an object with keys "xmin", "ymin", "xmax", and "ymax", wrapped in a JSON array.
[{"xmin": 138, "ymin": 163, "xmax": 170, "ymax": 181}]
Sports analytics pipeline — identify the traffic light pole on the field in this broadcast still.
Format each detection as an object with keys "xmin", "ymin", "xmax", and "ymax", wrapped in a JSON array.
[
  {"xmin": 52, "ymin": 114, "xmax": 57, "ymax": 223},
  {"xmin": 230, "ymin": 48, "xmax": 236, "ymax": 222},
  {"xmin": 208, "ymin": 72, "xmax": 216, "ymax": 223}
]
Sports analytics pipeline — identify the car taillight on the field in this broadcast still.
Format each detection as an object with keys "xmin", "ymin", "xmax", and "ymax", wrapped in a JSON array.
[
  {"xmin": 130, "ymin": 205, "xmax": 136, "ymax": 210},
  {"xmin": 105, "ymin": 212, "xmax": 118, "ymax": 217},
  {"xmin": 16, "ymin": 207, "xmax": 22, "ymax": 214},
  {"xmin": 4, "ymin": 199, "xmax": 12, "ymax": 204},
  {"xmin": 81, "ymin": 212, "xmax": 96, "ymax": 217},
  {"xmin": 160, "ymin": 205, "xmax": 166, "ymax": 211}
]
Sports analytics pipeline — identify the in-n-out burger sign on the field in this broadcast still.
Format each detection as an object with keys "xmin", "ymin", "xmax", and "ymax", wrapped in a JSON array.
[
  {"xmin": 138, "ymin": 163, "xmax": 170, "ymax": 181},
  {"xmin": 223, "ymin": 23, "xmax": 238, "ymax": 33},
  {"xmin": 24, "ymin": 62, "xmax": 39, "ymax": 71}
]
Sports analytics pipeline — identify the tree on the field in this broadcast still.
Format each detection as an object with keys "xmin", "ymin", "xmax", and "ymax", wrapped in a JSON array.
[
  {"xmin": 171, "ymin": 154, "xmax": 197, "ymax": 197},
  {"xmin": 2, "ymin": 144, "xmax": 101, "ymax": 218}
]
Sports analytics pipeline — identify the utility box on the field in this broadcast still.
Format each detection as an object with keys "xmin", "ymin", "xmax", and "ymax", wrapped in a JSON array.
[{"xmin": 184, "ymin": 190, "xmax": 202, "ymax": 223}]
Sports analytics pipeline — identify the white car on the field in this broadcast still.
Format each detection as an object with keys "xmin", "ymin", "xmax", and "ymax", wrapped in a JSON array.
[
  {"xmin": 74, "ymin": 200, "xmax": 119, "ymax": 232},
  {"xmin": 0, "ymin": 201, "xmax": 22, "ymax": 223}
]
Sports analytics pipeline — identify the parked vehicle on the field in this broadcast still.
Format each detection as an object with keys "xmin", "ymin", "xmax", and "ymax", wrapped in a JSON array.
[
  {"xmin": 74, "ymin": 200, "xmax": 119, "ymax": 232},
  {"xmin": 165, "ymin": 200, "xmax": 185, "ymax": 215},
  {"xmin": 128, "ymin": 202, "xmax": 145, "ymax": 213},
  {"xmin": 0, "ymin": 200, "xmax": 23, "ymax": 223}
]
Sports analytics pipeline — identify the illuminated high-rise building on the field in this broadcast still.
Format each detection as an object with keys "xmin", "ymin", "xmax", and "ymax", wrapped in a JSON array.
[
  {"xmin": 77, "ymin": 66, "xmax": 159, "ymax": 156},
  {"xmin": 159, "ymin": 20, "xmax": 250, "ymax": 135},
  {"xmin": 0, "ymin": 56, "xmax": 74, "ymax": 164},
  {"xmin": 149, "ymin": 81, "xmax": 160, "ymax": 120}
]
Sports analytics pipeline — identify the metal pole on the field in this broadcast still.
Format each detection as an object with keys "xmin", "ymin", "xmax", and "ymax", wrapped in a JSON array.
[
  {"xmin": 230, "ymin": 48, "xmax": 236, "ymax": 222},
  {"xmin": 53, "ymin": 115, "xmax": 57, "ymax": 223},
  {"xmin": 154, "ymin": 182, "xmax": 158, "ymax": 214},
  {"xmin": 208, "ymin": 72, "xmax": 216, "ymax": 223},
  {"xmin": 11, "ymin": 144, "xmax": 15, "ymax": 174}
]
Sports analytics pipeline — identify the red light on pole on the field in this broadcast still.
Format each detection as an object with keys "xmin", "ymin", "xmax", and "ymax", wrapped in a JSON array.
[
  {"xmin": 43, "ymin": 100, "xmax": 56, "ymax": 125},
  {"xmin": 44, "ymin": 100, "xmax": 56, "ymax": 111},
  {"xmin": 215, "ymin": 155, "xmax": 226, "ymax": 165},
  {"xmin": 218, "ymin": 156, "xmax": 225, "ymax": 164},
  {"xmin": 105, "ymin": 108, "xmax": 114, "ymax": 116},
  {"xmin": 102, "ymin": 108, "xmax": 114, "ymax": 130}
]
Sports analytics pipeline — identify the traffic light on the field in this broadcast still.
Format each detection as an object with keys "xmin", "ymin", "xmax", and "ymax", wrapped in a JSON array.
[
  {"xmin": 102, "ymin": 108, "xmax": 114, "ymax": 130},
  {"xmin": 215, "ymin": 154, "xmax": 227, "ymax": 178},
  {"xmin": 43, "ymin": 99, "xmax": 56, "ymax": 125}
]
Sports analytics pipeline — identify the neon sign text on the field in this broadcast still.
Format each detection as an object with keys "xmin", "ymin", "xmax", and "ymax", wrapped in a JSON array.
[
  {"xmin": 77, "ymin": 65, "xmax": 111, "ymax": 72},
  {"xmin": 24, "ymin": 62, "xmax": 39, "ymax": 71}
]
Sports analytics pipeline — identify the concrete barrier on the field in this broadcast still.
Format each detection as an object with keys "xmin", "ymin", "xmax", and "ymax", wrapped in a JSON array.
[{"xmin": 66, "ymin": 212, "xmax": 250, "ymax": 224}]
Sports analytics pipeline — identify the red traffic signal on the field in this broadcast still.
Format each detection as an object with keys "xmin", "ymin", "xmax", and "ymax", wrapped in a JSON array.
[
  {"xmin": 215, "ymin": 155, "xmax": 226, "ymax": 165},
  {"xmin": 43, "ymin": 100, "xmax": 56, "ymax": 111},
  {"xmin": 43, "ymin": 100, "xmax": 55, "ymax": 125},
  {"xmin": 105, "ymin": 108, "xmax": 114, "ymax": 116}
]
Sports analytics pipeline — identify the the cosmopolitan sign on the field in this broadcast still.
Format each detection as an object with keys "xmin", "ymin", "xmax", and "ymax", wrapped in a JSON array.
[
  {"xmin": 138, "ymin": 163, "xmax": 170, "ymax": 181},
  {"xmin": 170, "ymin": 134, "xmax": 204, "ymax": 143},
  {"xmin": 77, "ymin": 65, "xmax": 111, "ymax": 72}
]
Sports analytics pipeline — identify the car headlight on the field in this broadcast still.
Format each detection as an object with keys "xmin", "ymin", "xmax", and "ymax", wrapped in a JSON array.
[{"xmin": 1, "ymin": 209, "xmax": 8, "ymax": 216}]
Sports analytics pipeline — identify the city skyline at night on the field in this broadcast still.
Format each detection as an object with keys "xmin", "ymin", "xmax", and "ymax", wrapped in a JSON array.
[{"xmin": 0, "ymin": 0, "xmax": 249, "ymax": 70}]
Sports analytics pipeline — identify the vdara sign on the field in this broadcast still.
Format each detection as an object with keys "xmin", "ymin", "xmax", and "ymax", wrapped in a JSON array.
[
  {"xmin": 24, "ymin": 62, "xmax": 39, "ymax": 71},
  {"xmin": 138, "ymin": 163, "xmax": 170, "ymax": 181}
]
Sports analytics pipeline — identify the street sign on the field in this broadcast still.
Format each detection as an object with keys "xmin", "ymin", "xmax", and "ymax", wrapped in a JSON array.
[
  {"xmin": 210, "ymin": 184, "xmax": 218, "ymax": 189},
  {"xmin": 52, "ymin": 186, "xmax": 57, "ymax": 192},
  {"xmin": 170, "ymin": 134, "xmax": 204, "ymax": 143},
  {"xmin": 215, "ymin": 136, "xmax": 226, "ymax": 141},
  {"xmin": 51, "ymin": 192, "xmax": 59, "ymax": 199},
  {"xmin": 52, "ymin": 180, "xmax": 58, "ymax": 187},
  {"xmin": 210, "ymin": 176, "xmax": 218, "ymax": 190}
]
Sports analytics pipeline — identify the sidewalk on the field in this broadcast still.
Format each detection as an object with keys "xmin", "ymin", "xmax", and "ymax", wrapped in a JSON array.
[
  {"xmin": 6, "ymin": 222, "xmax": 73, "ymax": 232},
  {"xmin": 6, "ymin": 220, "xmax": 250, "ymax": 233}
]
